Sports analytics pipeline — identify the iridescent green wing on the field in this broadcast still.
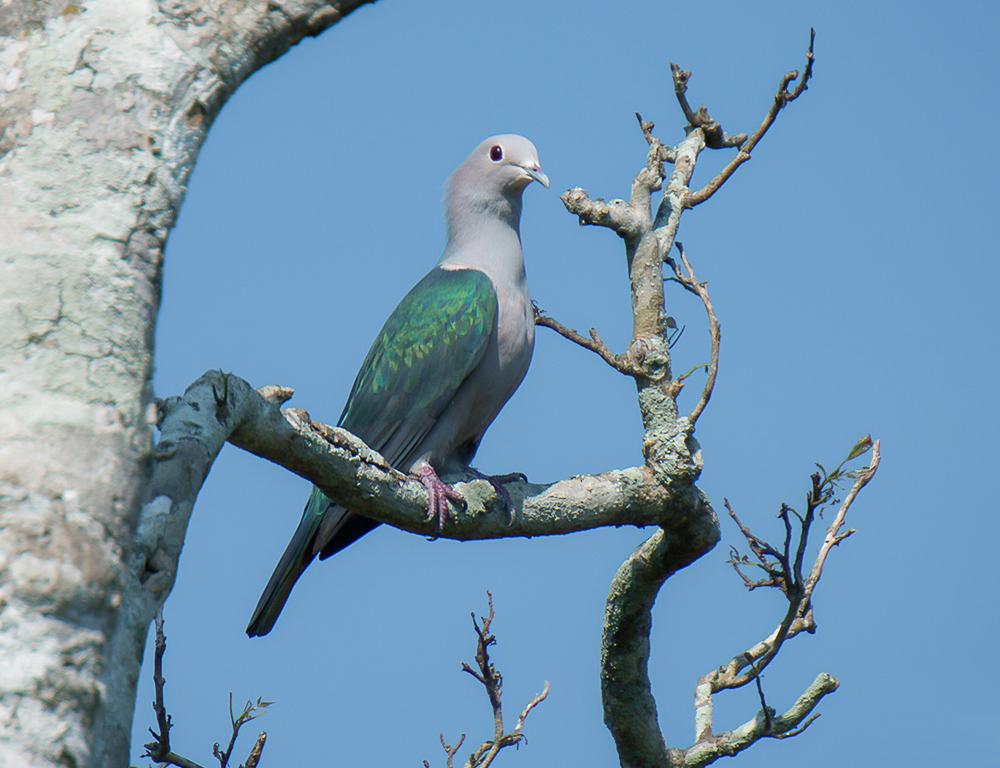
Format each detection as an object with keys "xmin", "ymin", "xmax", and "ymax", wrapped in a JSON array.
[{"xmin": 337, "ymin": 267, "xmax": 498, "ymax": 466}]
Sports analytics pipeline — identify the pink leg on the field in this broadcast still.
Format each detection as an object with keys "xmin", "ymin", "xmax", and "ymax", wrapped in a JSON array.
[{"xmin": 416, "ymin": 464, "xmax": 465, "ymax": 538}]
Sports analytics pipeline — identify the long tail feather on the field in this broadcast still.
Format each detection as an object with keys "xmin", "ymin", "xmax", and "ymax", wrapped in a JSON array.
[{"xmin": 245, "ymin": 487, "xmax": 329, "ymax": 637}]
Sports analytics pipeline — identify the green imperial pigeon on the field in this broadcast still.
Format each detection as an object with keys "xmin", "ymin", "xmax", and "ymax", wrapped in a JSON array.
[{"xmin": 246, "ymin": 135, "xmax": 548, "ymax": 637}]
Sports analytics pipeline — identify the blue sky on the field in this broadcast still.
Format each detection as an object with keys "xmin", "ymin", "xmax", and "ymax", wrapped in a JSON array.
[{"xmin": 133, "ymin": 1, "xmax": 1000, "ymax": 766}]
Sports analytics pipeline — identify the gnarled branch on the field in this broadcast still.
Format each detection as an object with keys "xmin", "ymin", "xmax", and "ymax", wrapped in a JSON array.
[{"xmin": 145, "ymin": 370, "xmax": 715, "ymax": 557}]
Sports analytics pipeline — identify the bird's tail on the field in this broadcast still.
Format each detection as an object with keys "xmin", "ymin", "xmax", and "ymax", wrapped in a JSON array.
[{"xmin": 245, "ymin": 486, "xmax": 330, "ymax": 637}]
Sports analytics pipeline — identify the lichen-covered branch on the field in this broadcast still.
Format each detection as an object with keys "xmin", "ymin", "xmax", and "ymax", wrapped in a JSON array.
[
  {"xmin": 148, "ymin": 370, "xmax": 711, "ymax": 547},
  {"xmin": 601, "ymin": 440, "xmax": 877, "ymax": 768},
  {"xmin": 683, "ymin": 673, "xmax": 838, "ymax": 767},
  {"xmin": 601, "ymin": 522, "xmax": 720, "ymax": 768},
  {"xmin": 545, "ymin": 33, "xmax": 868, "ymax": 768}
]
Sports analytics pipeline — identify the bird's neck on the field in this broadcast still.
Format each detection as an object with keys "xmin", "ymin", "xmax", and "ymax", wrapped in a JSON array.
[
  {"xmin": 445, "ymin": 187, "xmax": 523, "ymax": 241},
  {"xmin": 439, "ymin": 192, "xmax": 527, "ymax": 287}
]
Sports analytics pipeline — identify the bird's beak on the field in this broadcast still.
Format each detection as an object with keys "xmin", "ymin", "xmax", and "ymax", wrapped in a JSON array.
[{"xmin": 520, "ymin": 165, "xmax": 550, "ymax": 189}]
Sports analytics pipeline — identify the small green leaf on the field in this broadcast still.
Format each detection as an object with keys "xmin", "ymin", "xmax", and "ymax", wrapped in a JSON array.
[{"xmin": 846, "ymin": 435, "xmax": 873, "ymax": 461}]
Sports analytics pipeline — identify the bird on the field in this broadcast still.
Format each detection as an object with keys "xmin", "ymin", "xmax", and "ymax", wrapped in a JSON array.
[{"xmin": 246, "ymin": 135, "xmax": 548, "ymax": 637}]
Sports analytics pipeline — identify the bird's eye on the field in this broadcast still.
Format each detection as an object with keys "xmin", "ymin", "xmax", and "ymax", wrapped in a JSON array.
[{"xmin": 489, "ymin": 145, "xmax": 503, "ymax": 162}]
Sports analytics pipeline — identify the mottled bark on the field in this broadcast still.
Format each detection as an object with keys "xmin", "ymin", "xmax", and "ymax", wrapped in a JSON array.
[{"xmin": 0, "ymin": 0, "xmax": 373, "ymax": 765}]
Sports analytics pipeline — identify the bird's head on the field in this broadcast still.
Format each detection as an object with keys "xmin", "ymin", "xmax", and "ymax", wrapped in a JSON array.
[{"xmin": 450, "ymin": 134, "xmax": 549, "ymax": 201}]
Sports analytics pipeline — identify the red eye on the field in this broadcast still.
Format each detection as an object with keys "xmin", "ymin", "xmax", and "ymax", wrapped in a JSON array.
[{"xmin": 489, "ymin": 145, "xmax": 503, "ymax": 161}]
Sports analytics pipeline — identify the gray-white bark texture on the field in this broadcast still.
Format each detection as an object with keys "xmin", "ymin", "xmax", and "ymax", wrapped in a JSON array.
[{"xmin": 0, "ymin": 0, "xmax": 373, "ymax": 765}]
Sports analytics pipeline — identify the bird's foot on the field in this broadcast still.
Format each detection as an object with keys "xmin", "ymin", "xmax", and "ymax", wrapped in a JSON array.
[
  {"xmin": 416, "ymin": 464, "xmax": 465, "ymax": 538},
  {"xmin": 468, "ymin": 468, "xmax": 528, "ymax": 523}
]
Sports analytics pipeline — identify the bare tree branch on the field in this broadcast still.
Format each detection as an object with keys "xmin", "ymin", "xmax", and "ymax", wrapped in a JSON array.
[
  {"xmin": 141, "ymin": 614, "xmax": 269, "ymax": 768},
  {"xmin": 663, "ymin": 243, "xmax": 720, "ymax": 421},
  {"xmin": 636, "ymin": 112, "xmax": 679, "ymax": 163},
  {"xmin": 533, "ymin": 305, "xmax": 646, "ymax": 376},
  {"xmin": 561, "ymin": 187, "xmax": 649, "ymax": 239},
  {"xmin": 241, "ymin": 732, "xmax": 268, "ymax": 768},
  {"xmin": 683, "ymin": 29, "xmax": 816, "ymax": 208},
  {"xmin": 683, "ymin": 673, "xmax": 838, "ymax": 766},
  {"xmin": 802, "ymin": 439, "xmax": 879, "ymax": 606},
  {"xmin": 513, "ymin": 684, "xmax": 551, "ymax": 737},
  {"xmin": 601, "ymin": 514, "xmax": 721, "ymax": 768},
  {"xmin": 719, "ymin": 438, "xmax": 879, "ymax": 689},
  {"xmin": 676, "ymin": 439, "xmax": 880, "ymax": 767},
  {"xmin": 552, "ymin": 36, "xmax": 881, "ymax": 768},
  {"xmin": 144, "ymin": 610, "xmax": 182, "ymax": 766},
  {"xmin": 669, "ymin": 63, "xmax": 748, "ymax": 149},
  {"xmin": 429, "ymin": 594, "xmax": 548, "ymax": 768},
  {"xmin": 147, "ymin": 370, "xmax": 712, "ymax": 553}
]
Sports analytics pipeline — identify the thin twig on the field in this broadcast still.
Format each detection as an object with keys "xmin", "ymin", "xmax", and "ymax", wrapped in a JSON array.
[
  {"xmin": 214, "ymin": 697, "xmax": 272, "ymax": 768},
  {"xmin": 212, "ymin": 694, "xmax": 239, "ymax": 767},
  {"xmin": 513, "ymin": 681, "xmax": 550, "ymax": 736},
  {"xmin": 684, "ymin": 29, "xmax": 815, "ymax": 208},
  {"xmin": 433, "ymin": 594, "xmax": 548, "ymax": 768},
  {"xmin": 142, "ymin": 613, "xmax": 210, "ymax": 768},
  {"xmin": 721, "ymin": 440, "xmax": 870, "ymax": 690},
  {"xmin": 771, "ymin": 713, "xmax": 821, "ymax": 739},
  {"xmin": 801, "ymin": 439, "xmax": 880, "ymax": 606},
  {"xmin": 726, "ymin": 500, "xmax": 788, "ymax": 590},
  {"xmin": 747, "ymin": 653, "xmax": 772, "ymax": 730},
  {"xmin": 663, "ymin": 243, "xmax": 720, "ymax": 422},
  {"xmin": 141, "ymin": 611, "xmax": 270, "ymax": 768},
  {"xmin": 533, "ymin": 306, "xmax": 645, "ymax": 376},
  {"xmin": 151, "ymin": 610, "xmax": 172, "ymax": 755},
  {"xmin": 685, "ymin": 439, "xmax": 878, "ymax": 761}
]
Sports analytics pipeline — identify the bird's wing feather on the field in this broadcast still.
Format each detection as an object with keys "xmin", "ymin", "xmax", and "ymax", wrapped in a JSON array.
[
  {"xmin": 314, "ymin": 267, "xmax": 498, "ymax": 560},
  {"xmin": 338, "ymin": 265, "xmax": 498, "ymax": 468},
  {"xmin": 246, "ymin": 268, "xmax": 498, "ymax": 636}
]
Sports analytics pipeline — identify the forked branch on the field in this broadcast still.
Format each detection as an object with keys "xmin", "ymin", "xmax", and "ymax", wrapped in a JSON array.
[
  {"xmin": 669, "ymin": 63, "xmax": 747, "ymax": 149},
  {"xmin": 600, "ymin": 439, "xmax": 877, "ymax": 768},
  {"xmin": 683, "ymin": 439, "xmax": 880, "ymax": 764},
  {"xmin": 684, "ymin": 28, "xmax": 816, "ymax": 208},
  {"xmin": 548, "ymin": 31, "xmax": 815, "ymax": 436},
  {"xmin": 553, "ymin": 33, "xmax": 837, "ymax": 768},
  {"xmin": 427, "ymin": 594, "xmax": 548, "ymax": 768},
  {"xmin": 663, "ymin": 242, "xmax": 719, "ymax": 421},
  {"xmin": 141, "ymin": 611, "xmax": 269, "ymax": 768}
]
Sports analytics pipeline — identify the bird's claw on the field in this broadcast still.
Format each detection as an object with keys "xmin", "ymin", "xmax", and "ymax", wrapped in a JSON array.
[
  {"xmin": 468, "ymin": 468, "xmax": 527, "ymax": 524},
  {"xmin": 417, "ymin": 464, "xmax": 465, "ymax": 539}
]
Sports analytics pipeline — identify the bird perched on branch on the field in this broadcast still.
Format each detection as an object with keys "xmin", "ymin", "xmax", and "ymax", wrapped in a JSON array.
[{"xmin": 247, "ymin": 135, "xmax": 548, "ymax": 637}]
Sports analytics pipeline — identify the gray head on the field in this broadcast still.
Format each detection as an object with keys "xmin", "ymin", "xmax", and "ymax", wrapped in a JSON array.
[
  {"xmin": 444, "ymin": 135, "xmax": 548, "ymax": 233},
  {"xmin": 453, "ymin": 135, "xmax": 549, "ymax": 193}
]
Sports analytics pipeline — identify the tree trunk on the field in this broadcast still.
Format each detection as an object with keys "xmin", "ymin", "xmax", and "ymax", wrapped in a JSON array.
[{"xmin": 0, "ymin": 1, "xmax": 373, "ymax": 764}]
